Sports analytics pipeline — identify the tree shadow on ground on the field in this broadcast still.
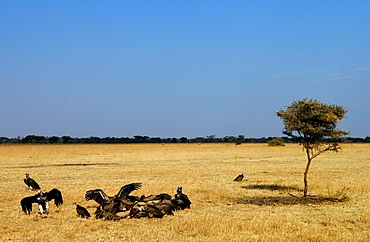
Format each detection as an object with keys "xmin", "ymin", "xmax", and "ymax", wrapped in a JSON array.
[
  {"xmin": 236, "ymin": 184, "xmax": 348, "ymax": 206},
  {"xmin": 242, "ymin": 184, "xmax": 302, "ymax": 192},
  {"xmin": 235, "ymin": 195, "xmax": 348, "ymax": 206}
]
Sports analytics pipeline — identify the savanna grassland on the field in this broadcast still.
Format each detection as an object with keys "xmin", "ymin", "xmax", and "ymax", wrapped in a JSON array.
[{"xmin": 0, "ymin": 143, "xmax": 369, "ymax": 242}]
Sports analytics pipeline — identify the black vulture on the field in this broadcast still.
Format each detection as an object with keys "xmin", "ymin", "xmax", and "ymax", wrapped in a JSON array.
[
  {"xmin": 142, "ymin": 204, "xmax": 165, "ymax": 218},
  {"xmin": 139, "ymin": 193, "xmax": 172, "ymax": 202},
  {"xmin": 85, "ymin": 183, "xmax": 142, "ymax": 219},
  {"xmin": 24, "ymin": 173, "xmax": 40, "ymax": 190},
  {"xmin": 171, "ymin": 186, "xmax": 191, "ymax": 210},
  {"xmin": 85, "ymin": 182, "xmax": 142, "ymax": 206},
  {"xmin": 20, "ymin": 189, "xmax": 63, "ymax": 215},
  {"xmin": 86, "ymin": 183, "xmax": 191, "ymax": 220},
  {"xmin": 234, "ymin": 173, "xmax": 244, "ymax": 182},
  {"xmin": 129, "ymin": 203, "xmax": 148, "ymax": 219},
  {"xmin": 146, "ymin": 200, "xmax": 175, "ymax": 215},
  {"xmin": 127, "ymin": 202, "xmax": 149, "ymax": 218},
  {"xmin": 95, "ymin": 205, "xmax": 124, "ymax": 221},
  {"xmin": 129, "ymin": 201, "xmax": 173, "ymax": 218},
  {"xmin": 94, "ymin": 206, "xmax": 104, "ymax": 219},
  {"xmin": 74, "ymin": 203, "xmax": 91, "ymax": 218}
]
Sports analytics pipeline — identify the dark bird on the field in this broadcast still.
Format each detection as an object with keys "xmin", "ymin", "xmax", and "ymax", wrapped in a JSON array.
[
  {"xmin": 24, "ymin": 173, "xmax": 40, "ymax": 190},
  {"xmin": 86, "ymin": 182, "xmax": 142, "ymax": 206},
  {"xmin": 20, "ymin": 189, "xmax": 63, "ymax": 215},
  {"xmin": 129, "ymin": 202, "xmax": 165, "ymax": 218},
  {"xmin": 85, "ymin": 183, "xmax": 142, "ymax": 218},
  {"xmin": 94, "ymin": 206, "xmax": 104, "ymax": 219},
  {"xmin": 74, "ymin": 203, "xmax": 91, "ymax": 218},
  {"xmin": 139, "ymin": 193, "xmax": 172, "ymax": 202},
  {"xmin": 171, "ymin": 186, "xmax": 191, "ymax": 210},
  {"xmin": 234, "ymin": 173, "xmax": 244, "ymax": 182},
  {"xmin": 87, "ymin": 183, "xmax": 191, "ymax": 220},
  {"xmin": 146, "ymin": 200, "xmax": 175, "ymax": 216}
]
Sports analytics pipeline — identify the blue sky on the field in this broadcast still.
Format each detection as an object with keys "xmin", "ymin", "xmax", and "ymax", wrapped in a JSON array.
[{"xmin": 1, "ymin": 1, "xmax": 369, "ymax": 138}]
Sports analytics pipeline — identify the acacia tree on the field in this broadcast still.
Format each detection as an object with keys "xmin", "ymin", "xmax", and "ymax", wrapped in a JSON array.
[{"xmin": 276, "ymin": 99, "xmax": 350, "ymax": 197}]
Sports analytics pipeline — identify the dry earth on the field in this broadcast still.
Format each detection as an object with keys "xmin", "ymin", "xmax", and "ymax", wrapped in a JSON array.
[{"xmin": 0, "ymin": 143, "xmax": 369, "ymax": 241}]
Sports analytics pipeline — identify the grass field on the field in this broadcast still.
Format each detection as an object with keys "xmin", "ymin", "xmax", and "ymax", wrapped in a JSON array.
[{"xmin": 0, "ymin": 143, "xmax": 369, "ymax": 241}]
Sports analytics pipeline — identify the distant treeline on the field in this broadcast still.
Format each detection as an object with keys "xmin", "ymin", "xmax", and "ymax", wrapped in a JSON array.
[{"xmin": 1, "ymin": 135, "xmax": 369, "ymax": 144}]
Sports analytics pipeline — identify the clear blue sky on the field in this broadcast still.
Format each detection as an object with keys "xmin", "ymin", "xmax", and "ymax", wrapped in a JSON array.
[{"xmin": 1, "ymin": 1, "xmax": 369, "ymax": 138}]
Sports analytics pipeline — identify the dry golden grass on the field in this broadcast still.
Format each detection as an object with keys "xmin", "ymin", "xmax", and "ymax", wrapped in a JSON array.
[{"xmin": 0, "ymin": 143, "xmax": 369, "ymax": 241}]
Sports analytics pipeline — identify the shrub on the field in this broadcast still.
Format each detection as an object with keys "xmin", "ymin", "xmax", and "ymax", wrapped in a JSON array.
[{"xmin": 268, "ymin": 138, "xmax": 285, "ymax": 146}]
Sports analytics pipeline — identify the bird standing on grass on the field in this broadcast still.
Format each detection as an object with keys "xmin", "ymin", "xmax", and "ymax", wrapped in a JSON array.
[
  {"xmin": 234, "ymin": 173, "xmax": 244, "ymax": 182},
  {"xmin": 74, "ymin": 203, "xmax": 91, "ymax": 218},
  {"xmin": 24, "ymin": 173, "xmax": 40, "ymax": 190},
  {"xmin": 171, "ymin": 186, "xmax": 191, "ymax": 210}
]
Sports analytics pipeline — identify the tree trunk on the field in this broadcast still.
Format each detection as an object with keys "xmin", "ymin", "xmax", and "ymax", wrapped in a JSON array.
[{"xmin": 303, "ymin": 147, "xmax": 312, "ymax": 197}]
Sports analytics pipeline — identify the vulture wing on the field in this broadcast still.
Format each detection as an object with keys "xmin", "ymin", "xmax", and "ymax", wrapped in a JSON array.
[
  {"xmin": 20, "ymin": 196, "xmax": 38, "ymax": 214},
  {"xmin": 116, "ymin": 183, "xmax": 142, "ymax": 198},
  {"xmin": 85, "ymin": 189, "xmax": 110, "ymax": 205},
  {"xmin": 24, "ymin": 178, "xmax": 40, "ymax": 189},
  {"xmin": 46, "ymin": 188, "xmax": 64, "ymax": 206},
  {"xmin": 140, "ymin": 193, "xmax": 172, "ymax": 202}
]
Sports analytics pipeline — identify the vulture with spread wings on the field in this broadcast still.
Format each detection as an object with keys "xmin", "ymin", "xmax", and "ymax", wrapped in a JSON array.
[
  {"xmin": 21, "ymin": 189, "xmax": 63, "ymax": 215},
  {"xmin": 85, "ymin": 183, "xmax": 142, "ymax": 217}
]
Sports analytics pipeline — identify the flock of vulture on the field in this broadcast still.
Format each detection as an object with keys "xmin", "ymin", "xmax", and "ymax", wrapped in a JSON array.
[
  {"xmin": 21, "ymin": 172, "xmax": 244, "ymax": 220},
  {"xmin": 21, "ymin": 173, "xmax": 192, "ymax": 220}
]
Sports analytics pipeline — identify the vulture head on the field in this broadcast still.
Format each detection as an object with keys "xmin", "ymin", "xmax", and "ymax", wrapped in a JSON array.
[{"xmin": 177, "ymin": 186, "xmax": 183, "ymax": 195}]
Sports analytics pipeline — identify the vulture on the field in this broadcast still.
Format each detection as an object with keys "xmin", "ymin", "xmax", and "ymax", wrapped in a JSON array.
[
  {"xmin": 171, "ymin": 186, "xmax": 191, "ymax": 210},
  {"xmin": 139, "ymin": 193, "xmax": 172, "ymax": 202},
  {"xmin": 94, "ymin": 206, "xmax": 104, "ymax": 219},
  {"xmin": 24, "ymin": 173, "xmax": 40, "ymax": 190},
  {"xmin": 234, "ymin": 173, "xmax": 244, "ymax": 182},
  {"xmin": 129, "ymin": 202, "xmax": 165, "ymax": 218},
  {"xmin": 74, "ymin": 203, "xmax": 91, "ymax": 218},
  {"xmin": 94, "ymin": 205, "xmax": 125, "ymax": 220},
  {"xmin": 85, "ymin": 183, "xmax": 142, "ymax": 218},
  {"xmin": 129, "ymin": 196, "xmax": 177, "ymax": 219},
  {"xmin": 20, "ymin": 189, "xmax": 63, "ymax": 215},
  {"xmin": 86, "ymin": 183, "xmax": 191, "ymax": 220},
  {"xmin": 146, "ymin": 200, "xmax": 175, "ymax": 215}
]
